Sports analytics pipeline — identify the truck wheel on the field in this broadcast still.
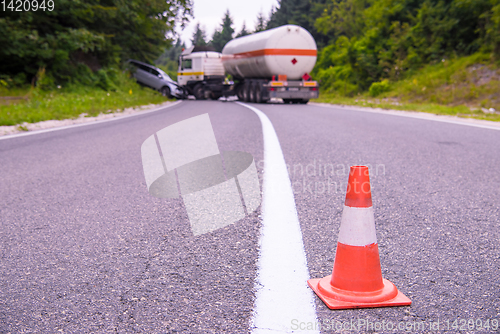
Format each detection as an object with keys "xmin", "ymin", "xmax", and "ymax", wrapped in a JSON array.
[
  {"xmin": 210, "ymin": 92, "xmax": 222, "ymax": 100},
  {"xmin": 236, "ymin": 85, "xmax": 244, "ymax": 101},
  {"xmin": 161, "ymin": 86, "xmax": 171, "ymax": 98},
  {"xmin": 248, "ymin": 81, "xmax": 256, "ymax": 103},
  {"xmin": 299, "ymin": 99, "xmax": 309, "ymax": 104},
  {"xmin": 242, "ymin": 81, "xmax": 250, "ymax": 102},
  {"xmin": 193, "ymin": 84, "xmax": 205, "ymax": 100},
  {"xmin": 283, "ymin": 99, "xmax": 292, "ymax": 104},
  {"xmin": 254, "ymin": 81, "xmax": 263, "ymax": 103}
]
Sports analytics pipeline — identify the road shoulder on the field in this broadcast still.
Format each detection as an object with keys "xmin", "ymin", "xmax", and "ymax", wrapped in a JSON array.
[{"xmin": 310, "ymin": 102, "xmax": 500, "ymax": 130}]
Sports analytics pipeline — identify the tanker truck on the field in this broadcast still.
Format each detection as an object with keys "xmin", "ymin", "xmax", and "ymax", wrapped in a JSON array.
[{"xmin": 177, "ymin": 24, "xmax": 319, "ymax": 103}]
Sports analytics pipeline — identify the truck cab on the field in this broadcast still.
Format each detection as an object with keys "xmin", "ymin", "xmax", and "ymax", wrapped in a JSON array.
[{"xmin": 178, "ymin": 46, "xmax": 226, "ymax": 100}]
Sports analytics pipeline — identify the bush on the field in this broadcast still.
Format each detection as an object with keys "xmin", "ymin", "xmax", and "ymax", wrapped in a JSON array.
[
  {"xmin": 369, "ymin": 79, "xmax": 391, "ymax": 97},
  {"xmin": 96, "ymin": 68, "xmax": 118, "ymax": 91},
  {"xmin": 36, "ymin": 68, "xmax": 55, "ymax": 91}
]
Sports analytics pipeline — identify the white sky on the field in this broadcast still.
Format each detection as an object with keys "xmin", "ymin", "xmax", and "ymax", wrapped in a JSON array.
[{"xmin": 176, "ymin": 0, "xmax": 279, "ymax": 47}]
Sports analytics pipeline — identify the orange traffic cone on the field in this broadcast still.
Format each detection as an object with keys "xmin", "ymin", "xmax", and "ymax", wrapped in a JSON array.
[{"xmin": 308, "ymin": 165, "xmax": 411, "ymax": 309}]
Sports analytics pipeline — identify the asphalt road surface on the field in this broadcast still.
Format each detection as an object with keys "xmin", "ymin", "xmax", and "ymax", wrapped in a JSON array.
[{"xmin": 1, "ymin": 100, "xmax": 499, "ymax": 333}]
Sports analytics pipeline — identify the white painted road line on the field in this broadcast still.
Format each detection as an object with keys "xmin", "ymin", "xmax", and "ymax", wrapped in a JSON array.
[
  {"xmin": 311, "ymin": 103, "xmax": 500, "ymax": 131},
  {"xmin": 237, "ymin": 102, "xmax": 319, "ymax": 334},
  {"xmin": 0, "ymin": 101, "xmax": 183, "ymax": 141}
]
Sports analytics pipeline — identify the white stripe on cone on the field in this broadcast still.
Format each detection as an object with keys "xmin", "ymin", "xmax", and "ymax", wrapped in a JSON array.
[{"xmin": 337, "ymin": 206, "xmax": 377, "ymax": 246}]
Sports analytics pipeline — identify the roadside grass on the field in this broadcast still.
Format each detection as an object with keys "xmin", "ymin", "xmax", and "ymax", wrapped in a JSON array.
[
  {"xmin": 315, "ymin": 52, "xmax": 500, "ymax": 122},
  {"xmin": 314, "ymin": 95, "xmax": 500, "ymax": 122},
  {"xmin": 0, "ymin": 77, "xmax": 171, "ymax": 126}
]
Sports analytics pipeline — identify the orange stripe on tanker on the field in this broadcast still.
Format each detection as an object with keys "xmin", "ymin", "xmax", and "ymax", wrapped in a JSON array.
[{"xmin": 224, "ymin": 48, "xmax": 317, "ymax": 59}]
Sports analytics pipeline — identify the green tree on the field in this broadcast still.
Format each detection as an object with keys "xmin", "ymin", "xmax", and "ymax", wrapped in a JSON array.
[
  {"xmin": 267, "ymin": 5, "xmax": 277, "ymax": 29},
  {"xmin": 0, "ymin": 0, "xmax": 193, "ymax": 84},
  {"xmin": 157, "ymin": 39, "xmax": 186, "ymax": 64},
  {"xmin": 236, "ymin": 21, "xmax": 250, "ymax": 38},
  {"xmin": 210, "ymin": 10, "xmax": 235, "ymax": 52},
  {"xmin": 481, "ymin": 0, "xmax": 500, "ymax": 56},
  {"xmin": 267, "ymin": 1, "xmax": 287, "ymax": 28},
  {"xmin": 155, "ymin": 38, "xmax": 186, "ymax": 79},
  {"xmin": 191, "ymin": 23, "xmax": 208, "ymax": 46},
  {"xmin": 315, "ymin": 0, "xmax": 368, "ymax": 41},
  {"xmin": 313, "ymin": 0, "xmax": 500, "ymax": 94},
  {"xmin": 266, "ymin": 0, "xmax": 329, "ymax": 46},
  {"xmin": 255, "ymin": 10, "xmax": 267, "ymax": 32}
]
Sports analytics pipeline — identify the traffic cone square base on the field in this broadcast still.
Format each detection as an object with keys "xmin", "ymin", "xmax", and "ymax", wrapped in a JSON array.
[{"xmin": 308, "ymin": 276, "xmax": 411, "ymax": 310}]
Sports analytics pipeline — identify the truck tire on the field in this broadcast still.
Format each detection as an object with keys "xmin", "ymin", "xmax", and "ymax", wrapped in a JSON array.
[
  {"xmin": 283, "ymin": 99, "xmax": 292, "ymax": 104},
  {"xmin": 210, "ymin": 92, "xmax": 222, "ymax": 100},
  {"xmin": 242, "ymin": 81, "xmax": 250, "ymax": 102},
  {"xmin": 193, "ymin": 84, "xmax": 205, "ymax": 100},
  {"xmin": 254, "ymin": 81, "xmax": 263, "ymax": 103},
  {"xmin": 248, "ymin": 81, "xmax": 256, "ymax": 103},
  {"xmin": 236, "ymin": 84, "xmax": 244, "ymax": 101},
  {"xmin": 299, "ymin": 99, "xmax": 309, "ymax": 104}
]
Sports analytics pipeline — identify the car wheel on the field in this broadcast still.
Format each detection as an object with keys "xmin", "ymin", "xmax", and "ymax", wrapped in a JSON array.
[
  {"xmin": 193, "ymin": 84, "xmax": 205, "ymax": 100},
  {"xmin": 161, "ymin": 86, "xmax": 171, "ymax": 98}
]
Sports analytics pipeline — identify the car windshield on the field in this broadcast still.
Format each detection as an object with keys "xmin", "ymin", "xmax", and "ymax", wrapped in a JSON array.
[{"xmin": 157, "ymin": 69, "xmax": 171, "ymax": 80}]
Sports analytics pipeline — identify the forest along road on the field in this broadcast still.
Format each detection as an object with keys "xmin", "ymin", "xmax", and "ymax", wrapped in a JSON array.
[{"xmin": 1, "ymin": 100, "xmax": 499, "ymax": 333}]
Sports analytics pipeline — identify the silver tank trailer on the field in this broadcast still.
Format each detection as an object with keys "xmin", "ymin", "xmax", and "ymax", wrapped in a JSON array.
[{"xmin": 222, "ymin": 25, "xmax": 317, "ymax": 80}]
